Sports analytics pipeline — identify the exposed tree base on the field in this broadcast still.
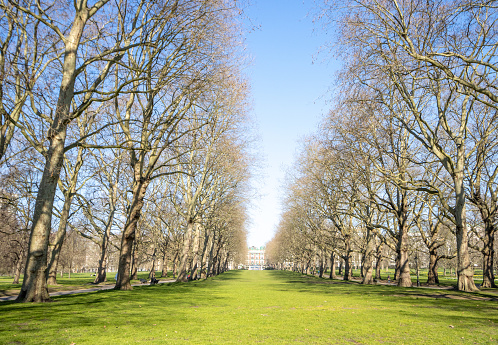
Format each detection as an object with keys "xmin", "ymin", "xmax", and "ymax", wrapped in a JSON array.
[
  {"xmin": 397, "ymin": 276, "xmax": 412, "ymax": 287},
  {"xmin": 114, "ymin": 283, "xmax": 133, "ymax": 291},
  {"xmin": 481, "ymin": 279, "xmax": 497, "ymax": 288},
  {"xmin": 361, "ymin": 276, "xmax": 374, "ymax": 285},
  {"xmin": 457, "ymin": 275, "xmax": 479, "ymax": 292},
  {"xmin": 16, "ymin": 286, "xmax": 51, "ymax": 303}
]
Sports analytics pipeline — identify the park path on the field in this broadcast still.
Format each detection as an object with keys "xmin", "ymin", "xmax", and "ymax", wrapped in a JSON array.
[{"xmin": 0, "ymin": 279, "xmax": 175, "ymax": 302}]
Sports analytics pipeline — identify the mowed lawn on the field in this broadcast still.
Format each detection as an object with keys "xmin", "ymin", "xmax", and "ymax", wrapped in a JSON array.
[{"xmin": 0, "ymin": 270, "xmax": 497, "ymax": 344}]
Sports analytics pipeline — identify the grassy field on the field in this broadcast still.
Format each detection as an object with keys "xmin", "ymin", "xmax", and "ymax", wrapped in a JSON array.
[{"xmin": 1, "ymin": 270, "xmax": 497, "ymax": 344}]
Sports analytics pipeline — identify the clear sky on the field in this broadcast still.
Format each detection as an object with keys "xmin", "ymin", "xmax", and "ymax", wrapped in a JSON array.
[{"xmin": 244, "ymin": 0, "xmax": 339, "ymax": 247}]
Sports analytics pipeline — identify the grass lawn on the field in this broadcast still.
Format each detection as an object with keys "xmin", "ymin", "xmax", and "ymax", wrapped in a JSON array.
[{"xmin": 1, "ymin": 270, "xmax": 497, "ymax": 344}]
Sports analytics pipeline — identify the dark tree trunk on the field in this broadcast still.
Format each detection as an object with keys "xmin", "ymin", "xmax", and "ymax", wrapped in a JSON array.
[
  {"xmin": 94, "ymin": 243, "xmax": 109, "ymax": 284},
  {"xmin": 46, "ymin": 192, "xmax": 73, "ymax": 285},
  {"xmin": 397, "ymin": 220, "xmax": 412, "ymax": 287},
  {"xmin": 319, "ymin": 256, "xmax": 324, "ymax": 278},
  {"xmin": 329, "ymin": 252, "xmax": 336, "ymax": 279},
  {"xmin": 177, "ymin": 221, "xmax": 194, "ymax": 282},
  {"xmin": 160, "ymin": 251, "xmax": 168, "ymax": 277},
  {"xmin": 343, "ymin": 236, "xmax": 352, "ymax": 280},
  {"xmin": 12, "ymin": 250, "xmax": 24, "ymax": 284},
  {"xmin": 130, "ymin": 239, "xmax": 139, "ymax": 280},
  {"xmin": 148, "ymin": 248, "xmax": 157, "ymax": 280},
  {"xmin": 115, "ymin": 180, "xmax": 149, "ymax": 290},
  {"xmin": 481, "ymin": 223, "xmax": 497, "ymax": 288},
  {"xmin": 362, "ymin": 228, "xmax": 374, "ymax": 285},
  {"xmin": 427, "ymin": 250, "xmax": 440, "ymax": 285}
]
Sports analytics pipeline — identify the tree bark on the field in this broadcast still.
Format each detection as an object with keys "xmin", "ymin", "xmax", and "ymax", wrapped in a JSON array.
[
  {"xmin": 189, "ymin": 224, "xmax": 201, "ymax": 280},
  {"xmin": 329, "ymin": 252, "xmax": 336, "ymax": 279},
  {"xmin": 130, "ymin": 239, "xmax": 139, "ymax": 280},
  {"xmin": 397, "ymin": 220, "xmax": 412, "ymax": 287},
  {"xmin": 374, "ymin": 244, "xmax": 382, "ymax": 281},
  {"xmin": 177, "ymin": 220, "xmax": 194, "ymax": 281},
  {"xmin": 160, "ymin": 251, "xmax": 168, "ymax": 277},
  {"xmin": 199, "ymin": 231, "xmax": 211, "ymax": 279},
  {"xmin": 454, "ymin": 171, "xmax": 478, "ymax": 291},
  {"xmin": 17, "ymin": 11, "xmax": 89, "ymax": 302},
  {"xmin": 362, "ymin": 228, "xmax": 374, "ymax": 285},
  {"xmin": 427, "ymin": 250, "xmax": 440, "ymax": 285},
  {"xmin": 46, "ymin": 191, "xmax": 74, "ymax": 285},
  {"xmin": 115, "ymin": 180, "xmax": 149, "ymax": 290},
  {"xmin": 12, "ymin": 250, "xmax": 24, "ymax": 285},
  {"xmin": 318, "ymin": 254, "xmax": 324, "ymax": 278},
  {"xmin": 343, "ymin": 235, "xmax": 352, "ymax": 280},
  {"xmin": 481, "ymin": 223, "xmax": 497, "ymax": 288}
]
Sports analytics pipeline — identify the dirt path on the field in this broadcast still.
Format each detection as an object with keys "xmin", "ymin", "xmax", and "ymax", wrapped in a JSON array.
[{"xmin": 0, "ymin": 279, "xmax": 175, "ymax": 302}]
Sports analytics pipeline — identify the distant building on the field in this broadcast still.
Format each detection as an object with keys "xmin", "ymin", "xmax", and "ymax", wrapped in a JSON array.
[{"xmin": 246, "ymin": 246, "xmax": 266, "ymax": 270}]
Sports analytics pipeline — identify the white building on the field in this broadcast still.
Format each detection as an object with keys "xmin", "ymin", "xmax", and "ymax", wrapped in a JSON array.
[{"xmin": 246, "ymin": 246, "xmax": 266, "ymax": 270}]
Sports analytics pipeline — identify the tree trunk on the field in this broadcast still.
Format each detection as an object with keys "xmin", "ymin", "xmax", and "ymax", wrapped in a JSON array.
[
  {"xmin": 199, "ymin": 231, "xmax": 211, "ymax": 279},
  {"xmin": 427, "ymin": 250, "xmax": 440, "ymax": 285},
  {"xmin": 206, "ymin": 236, "xmax": 216, "ymax": 278},
  {"xmin": 481, "ymin": 223, "xmax": 497, "ymax": 288},
  {"xmin": 47, "ymin": 191, "xmax": 75, "ymax": 285},
  {"xmin": 160, "ymin": 251, "xmax": 168, "ymax": 277},
  {"xmin": 16, "ymin": 9, "xmax": 90, "ymax": 303},
  {"xmin": 329, "ymin": 252, "xmax": 336, "ymax": 279},
  {"xmin": 172, "ymin": 251, "xmax": 178, "ymax": 278},
  {"xmin": 374, "ymin": 244, "xmax": 382, "ymax": 281},
  {"xmin": 148, "ymin": 248, "xmax": 157, "ymax": 280},
  {"xmin": 397, "ymin": 220, "xmax": 412, "ymax": 287},
  {"xmin": 94, "ymin": 183, "xmax": 117, "ymax": 284},
  {"xmin": 12, "ymin": 251, "xmax": 24, "ymax": 284},
  {"xmin": 362, "ymin": 228, "xmax": 374, "ymax": 285},
  {"xmin": 454, "ymin": 172, "xmax": 478, "ymax": 291},
  {"xmin": 319, "ymin": 255, "xmax": 324, "ymax": 278},
  {"xmin": 177, "ymin": 220, "xmax": 194, "ymax": 282},
  {"xmin": 189, "ymin": 224, "xmax": 201, "ymax": 280},
  {"xmin": 343, "ymin": 236, "xmax": 352, "ymax": 280},
  {"xmin": 115, "ymin": 180, "xmax": 149, "ymax": 290},
  {"xmin": 130, "ymin": 237, "xmax": 140, "ymax": 280},
  {"xmin": 94, "ymin": 243, "xmax": 109, "ymax": 284}
]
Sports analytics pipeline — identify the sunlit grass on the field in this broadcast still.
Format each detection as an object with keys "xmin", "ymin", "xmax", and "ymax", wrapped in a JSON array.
[{"xmin": 1, "ymin": 270, "xmax": 497, "ymax": 344}]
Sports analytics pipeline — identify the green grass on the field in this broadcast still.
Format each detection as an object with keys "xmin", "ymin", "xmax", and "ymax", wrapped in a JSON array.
[
  {"xmin": 0, "ymin": 271, "xmax": 171, "ymax": 297},
  {"xmin": 1, "ymin": 270, "xmax": 497, "ymax": 344}
]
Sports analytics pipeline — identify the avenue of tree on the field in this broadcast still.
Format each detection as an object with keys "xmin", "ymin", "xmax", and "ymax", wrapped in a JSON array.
[
  {"xmin": 0, "ymin": 0, "xmax": 253, "ymax": 302},
  {"xmin": 2, "ymin": 0, "xmax": 498, "ymax": 305},
  {"xmin": 267, "ymin": 0, "xmax": 498, "ymax": 292}
]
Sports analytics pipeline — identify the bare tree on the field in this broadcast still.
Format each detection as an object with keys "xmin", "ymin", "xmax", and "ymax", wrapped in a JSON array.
[
  {"xmin": 319, "ymin": 0, "xmax": 498, "ymax": 291},
  {"xmin": 15, "ymin": 0, "xmax": 154, "ymax": 302}
]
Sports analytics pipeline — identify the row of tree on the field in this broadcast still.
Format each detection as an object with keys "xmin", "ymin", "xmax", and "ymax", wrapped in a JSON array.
[
  {"xmin": 267, "ymin": 0, "xmax": 498, "ymax": 292},
  {"xmin": 0, "ymin": 0, "xmax": 253, "ymax": 302}
]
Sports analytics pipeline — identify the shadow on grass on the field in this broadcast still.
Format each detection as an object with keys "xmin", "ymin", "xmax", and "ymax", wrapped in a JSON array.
[
  {"xmin": 0, "ymin": 274, "xmax": 232, "ymax": 340},
  {"xmin": 263, "ymin": 270, "xmax": 498, "ymax": 329}
]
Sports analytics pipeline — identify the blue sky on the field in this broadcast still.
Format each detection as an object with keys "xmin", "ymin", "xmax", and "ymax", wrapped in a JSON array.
[{"xmin": 244, "ymin": 0, "xmax": 339, "ymax": 247}]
